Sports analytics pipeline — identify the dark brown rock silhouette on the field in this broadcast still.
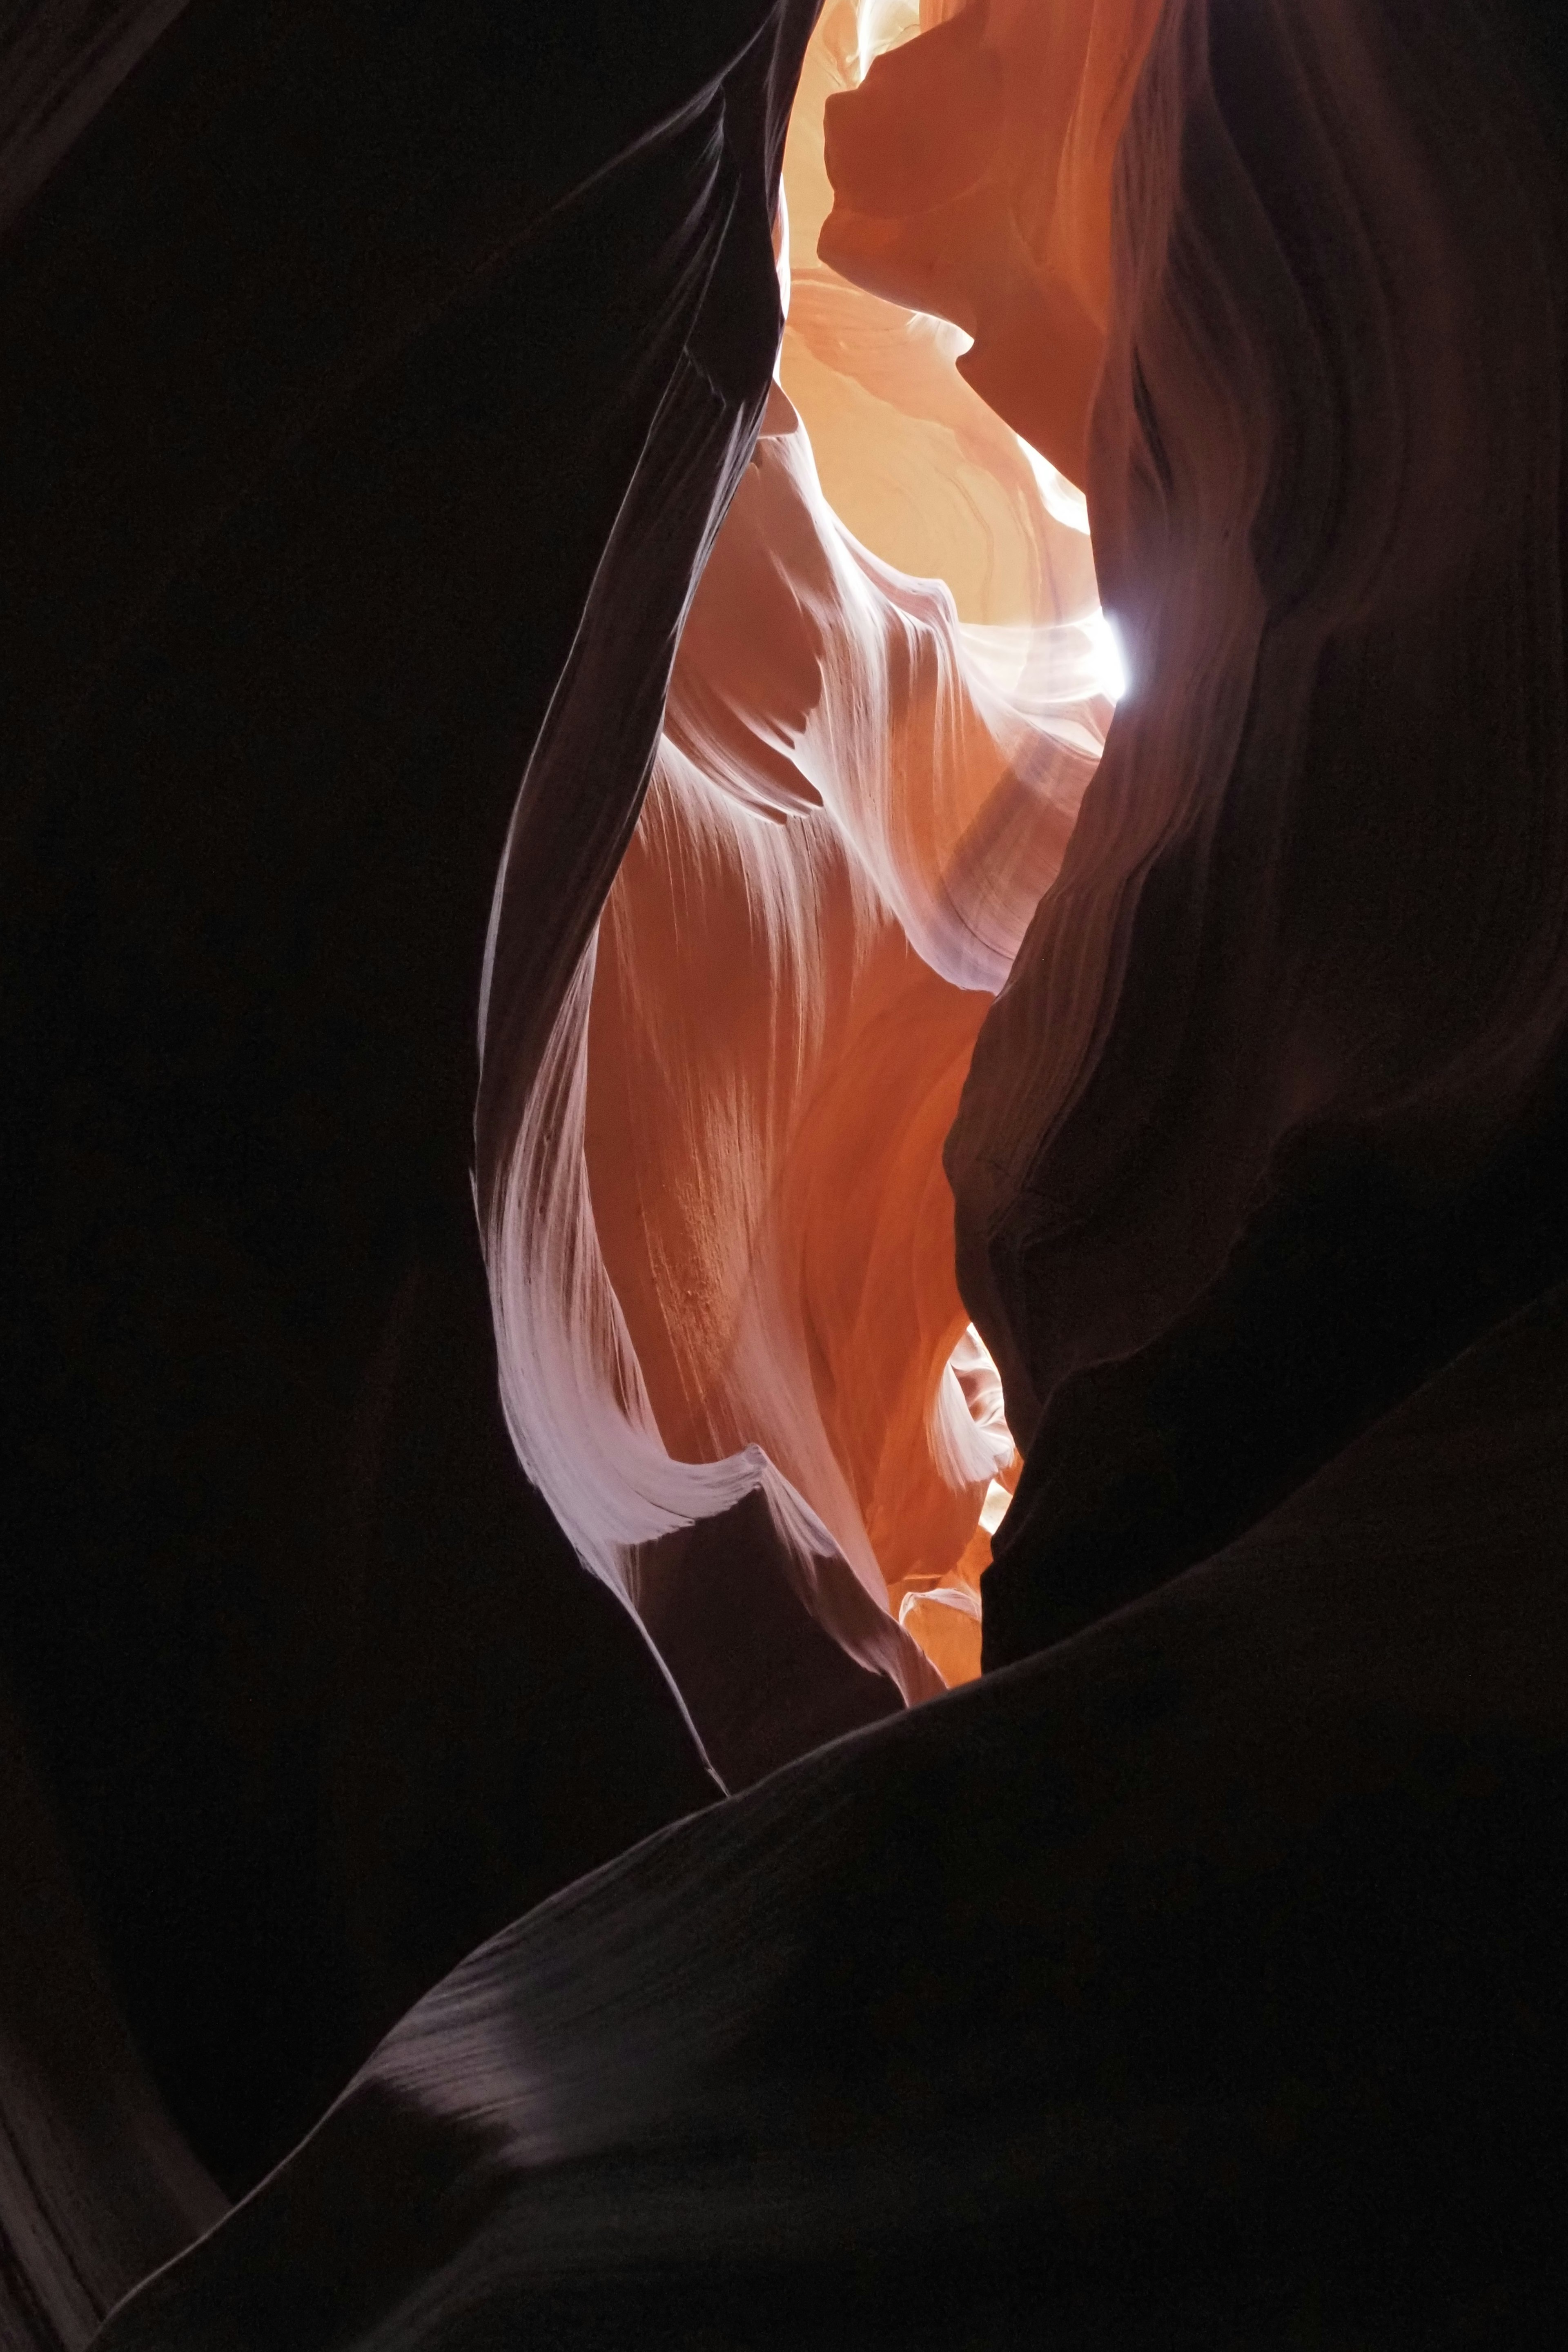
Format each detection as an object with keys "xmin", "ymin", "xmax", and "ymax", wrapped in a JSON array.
[
  {"xmin": 628, "ymin": 1484, "xmax": 906, "ymax": 1790},
  {"xmin": 1, "ymin": 0, "xmax": 810, "ymax": 2197},
  {"xmin": 94, "ymin": 1281, "xmax": 1568, "ymax": 2348},
  {"xmin": 0, "ymin": 1675, "xmax": 223, "ymax": 2350},
  {"xmin": 984, "ymin": 1062, "xmax": 1568, "ymax": 1663}
]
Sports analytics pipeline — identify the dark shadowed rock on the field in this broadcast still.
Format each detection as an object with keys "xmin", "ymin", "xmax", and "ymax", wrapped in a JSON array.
[
  {"xmin": 0, "ymin": 1675, "xmax": 223, "ymax": 2350},
  {"xmin": 94, "ymin": 1281, "xmax": 1568, "ymax": 2348},
  {"xmin": 984, "ymin": 1055, "xmax": 1568, "ymax": 1664},
  {"xmin": 630, "ymin": 1483, "xmax": 907, "ymax": 1790},
  {"xmin": 0, "ymin": 0, "xmax": 804, "ymax": 2190}
]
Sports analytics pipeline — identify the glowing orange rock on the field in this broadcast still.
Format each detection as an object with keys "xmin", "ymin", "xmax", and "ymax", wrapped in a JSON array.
[
  {"xmin": 490, "ymin": 374, "xmax": 1104, "ymax": 1743},
  {"xmin": 479, "ymin": 3, "xmax": 1131, "ymax": 1742},
  {"xmin": 818, "ymin": 0, "xmax": 1163, "ymax": 487}
]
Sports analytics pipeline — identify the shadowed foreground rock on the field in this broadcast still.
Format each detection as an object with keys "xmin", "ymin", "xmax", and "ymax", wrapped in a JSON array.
[
  {"xmin": 0, "ymin": 1678, "xmax": 223, "ymax": 2351},
  {"xmin": 98, "ymin": 1281, "xmax": 1568, "ymax": 2349},
  {"xmin": 984, "ymin": 1063, "xmax": 1568, "ymax": 1664}
]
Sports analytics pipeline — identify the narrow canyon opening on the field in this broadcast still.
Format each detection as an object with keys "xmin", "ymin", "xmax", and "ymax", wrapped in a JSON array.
[
  {"xmin": 11, "ymin": 3, "xmax": 1568, "ymax": 2336},
  {"xmin": 481, "ymin": 2, "xmax": 1149, "ymax": 1773}
]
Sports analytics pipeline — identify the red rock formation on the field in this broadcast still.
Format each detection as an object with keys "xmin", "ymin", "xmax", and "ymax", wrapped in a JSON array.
[
  {"xmin": 483, "ymin": 366, "xmax": 1107, "ymax": 1751},
  {"xmin": 780, "ymin": 5, "xmax": 1101, "ymax": 629},
  {"xmin": 477, "ymin": 6, "xmax": 1126, "ymax": 1740},
  {"xmin": 8, "ymin": 0, "xmax": 1568, "ymax": 2339},
  {"xmin": 820, "ymin": 0, "xmax": 1163, "ymax": 485}
]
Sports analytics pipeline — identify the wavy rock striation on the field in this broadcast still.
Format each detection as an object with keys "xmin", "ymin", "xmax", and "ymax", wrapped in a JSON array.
[
  {"xmin": 490, "ymin": 368, "xmax": 1107, "ymax": 1767},
  {"xmin": 6, "ymin": 0, "xmax": 1568, "ymax": 2339},
  {"xmin": 481, "ymin": 3, "xmax": 1131, "ymax": 1749}
]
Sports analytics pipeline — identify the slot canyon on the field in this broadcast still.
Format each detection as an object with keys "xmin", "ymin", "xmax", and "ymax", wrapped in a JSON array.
[{"xmin": 4, "ymin": 0, "xmax": 1568, "ymax": 2343}]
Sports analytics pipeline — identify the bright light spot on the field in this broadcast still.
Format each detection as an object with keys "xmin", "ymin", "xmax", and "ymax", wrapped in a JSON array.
[
  {"xmin": 773, "ymin": 183, "xmax": 791, "ymax": 334},
  {"xmin": 1015, "ymin": 435, "xmax": 1092, "ymax": 535},
  {"xmin": 909, "ymin": 308, "xmax": 974, "ymax": 363},
  {"xmin": 854, "ymin": 0, "xmax": 922, "ymax": 82},
  {"xmin": 978, "ymin": 1479, "xmax": 1012, "ymax": 1535},
  {"xmin": 1086, "ymin": 609, "xmax": 1129, "ymax": 702}
]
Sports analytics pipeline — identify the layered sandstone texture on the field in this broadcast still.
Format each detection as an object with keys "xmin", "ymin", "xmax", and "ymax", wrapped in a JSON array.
[{"xmin": 4, "ymin": 1, "xmax": 1568, "ymax": 2346}]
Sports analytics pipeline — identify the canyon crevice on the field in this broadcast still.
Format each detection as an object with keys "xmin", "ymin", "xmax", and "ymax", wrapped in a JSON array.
[{"xmin": 4, "ymin": 1, "xmax": 1568, "ymax": 2343}]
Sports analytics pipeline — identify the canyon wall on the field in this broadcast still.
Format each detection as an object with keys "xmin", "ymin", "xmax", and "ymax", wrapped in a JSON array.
[{"xmin": 4, "ymin": 0, "xmax": 1568, "ymax": 2343}]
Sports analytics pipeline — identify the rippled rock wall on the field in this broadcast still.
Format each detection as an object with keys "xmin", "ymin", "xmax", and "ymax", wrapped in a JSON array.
[{"xmin": 5, "ymin": 1, "xmax": 1568, "ymax": 2344}]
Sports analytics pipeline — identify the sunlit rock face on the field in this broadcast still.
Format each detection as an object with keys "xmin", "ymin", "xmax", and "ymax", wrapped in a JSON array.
[
  {"xmin": 482, "ymin": 3, "xmax": 1120, "ymax": 1746},
  {"xmin": 516, "ymin": 397, "xmax": 1105, "ymax": 1736},
  {"xmin": 779, "ymin": 4, "xmax": 1102, "ymax": 627},
  {"xmin": 820, "ymin": 0, "xmax": 1162, "ymax": 486}
]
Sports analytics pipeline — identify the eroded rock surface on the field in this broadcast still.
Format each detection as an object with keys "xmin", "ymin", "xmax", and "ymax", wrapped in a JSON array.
[{"xmin": 5, "ymin": 0, "xmax": 1568, "ymax": 2340}]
